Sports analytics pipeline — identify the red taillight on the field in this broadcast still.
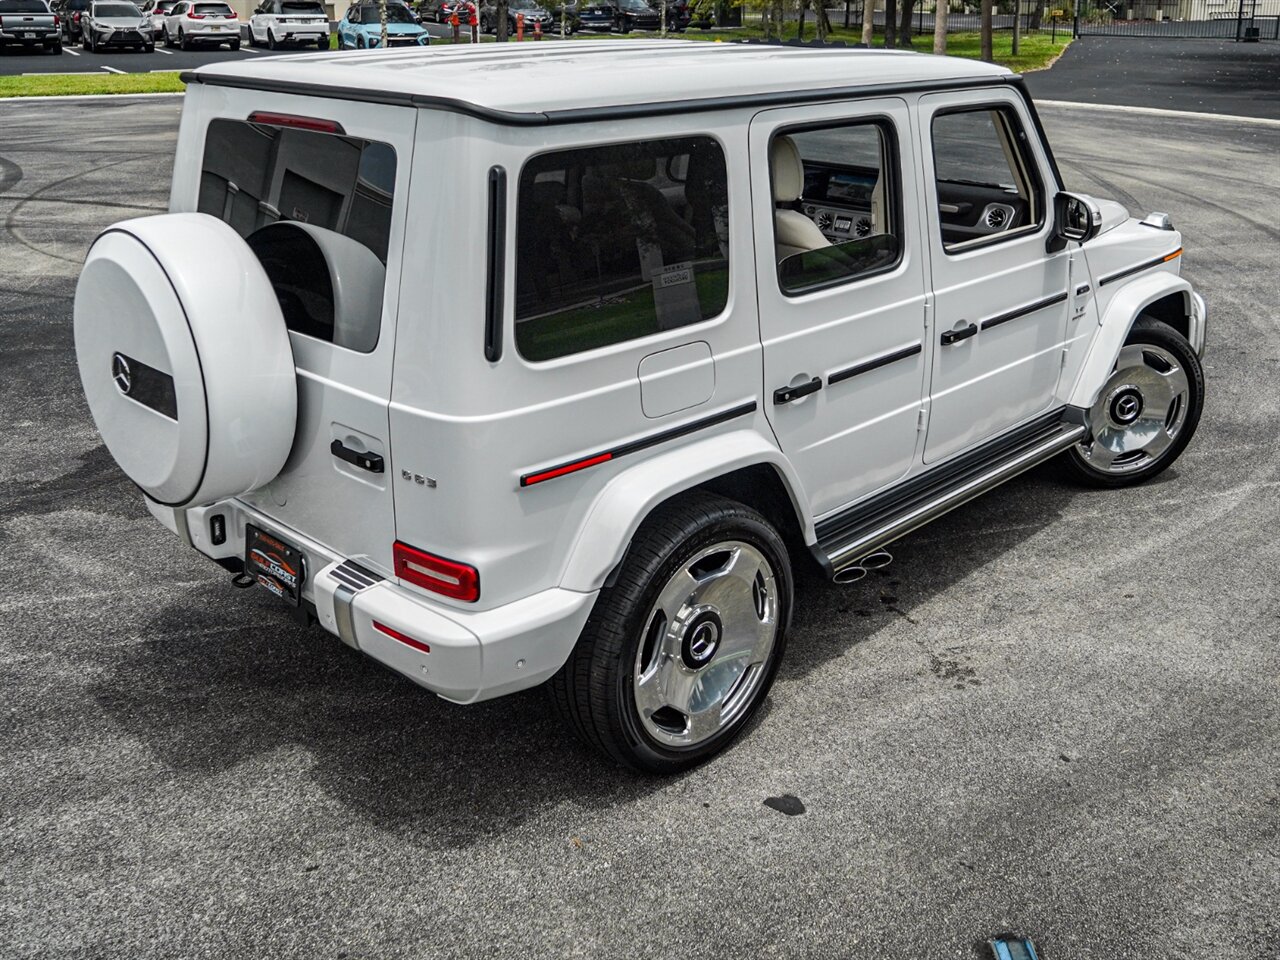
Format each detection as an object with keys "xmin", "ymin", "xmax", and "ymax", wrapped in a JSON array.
[
  {"xmin": 373, "ymin": 621, "xmax": 431, "ymax": 655},
  {"xmin": 247, "ymin": 110, "xmax": 345, "ymax": 134},
  {"xmin": 225, "ymin": 9, "xmax": 236, "ymax": 16},
  {"xmin": 187, "ymin": 10, "xmax": 204, "ymax": 17},
  {"xmin": 393, "ymin": 541, "xmax": 479, "ymax": 603},
  {"xmin": 73, "ymin": 11, "xmax": 80, "ymax": 20},
  {"xmin": 53, "ymin": 13, "xmax": 59, "ymax": 24}
]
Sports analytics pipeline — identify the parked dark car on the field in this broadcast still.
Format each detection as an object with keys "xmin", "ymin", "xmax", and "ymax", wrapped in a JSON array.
[
  {"xmin": 650, "ymin": 0, "xmax": 690, "ymax": 28},
  {"xmin": 611, "ymin": 0, "xmax": 657, "ymax": 31},
  {"xmin": 53, "ymin": 0, "xmax": 90, "ymax": 40},
  {"xmin": 0, "ymin": 0, "xmax": 62, "ymax": 53},
  {"xmin": 478, "ymin": 0, "xmax": 564, "ymax": 33},
  {"xmin": 573, "ymin": 0, "xmax": 610, "ymax": 29},
  {"xmin": 417, "ymin": 0, "xmax": 472, "ymax": 22}
]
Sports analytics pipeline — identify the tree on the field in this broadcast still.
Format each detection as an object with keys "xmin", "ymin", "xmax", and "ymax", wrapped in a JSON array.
[
  {"xmin": 884, "ymin": 0, "xmax": 896, "ymax": 45},
  {"xmin": 980, "ymin": 0, "xmax": 993, "ymax": 60},
  {"xmin": 897, "ymin": 0, "xmax": 915, "ymax": 45},
  {"xmin": 933, "ymin": 0, "xmax": 947, "ymax": 53},
  {"xmin": 496, "ymin": 0, "xmax": 509, "ymax": 39},
  {"xmin": 860, "ymin": 0, "xmax": 875, "ymax": 44}
]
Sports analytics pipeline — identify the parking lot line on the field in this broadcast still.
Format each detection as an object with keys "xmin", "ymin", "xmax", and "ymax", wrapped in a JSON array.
[
  {"xmin": 23, "ymin": 70, "xmax": 101, "ymax": 76},
  {"xmin": 64, "ymin": 47, "xmax": 80, "ymax": 55},
  {"xmin": 154, "ymin": 47, "xmax": 173, "ymax": 54},
  {"xmin": 239, "ymin": 46, "xmax": 262, "ymax": 53},
  {"xmin": 100, "ymin": 66, "xmax": 126, "ymax": 74}
]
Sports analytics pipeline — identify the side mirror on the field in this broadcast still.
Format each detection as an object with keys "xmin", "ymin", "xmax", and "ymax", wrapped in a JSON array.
[{"xmin": 1048, "ymin": 191, "xmax": 1102, "ymax": 252}]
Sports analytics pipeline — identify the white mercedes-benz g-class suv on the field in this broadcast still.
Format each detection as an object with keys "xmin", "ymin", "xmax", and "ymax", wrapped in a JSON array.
[{"xmin": 74, "ymin": 41, "xmax": 1206, "ymax": 773}]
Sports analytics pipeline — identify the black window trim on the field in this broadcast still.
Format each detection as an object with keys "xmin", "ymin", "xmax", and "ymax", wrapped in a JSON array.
[
  {"xmin": 768, "ymin": 113, "xmax": 906, "ymax": 299},
  {"xmin": 510, "ymin": 131, "xmax": 733, "ymax": 366},
  {"xmin": 929, "ymin": 98, "xmax": 1050, "ymax": 257}
]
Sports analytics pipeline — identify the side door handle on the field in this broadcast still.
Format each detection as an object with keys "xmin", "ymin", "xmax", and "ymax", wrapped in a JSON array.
[
  {"xmin": 940, "ymin": 322, "xmax": 978, "ymax": 346},
  {"xmin": 773, "ymin": 376, "xmax": 822, "ymax": 405},
  {"xmin": 330, "ymin": 439, "xmax": 385, "ymax": 474}
]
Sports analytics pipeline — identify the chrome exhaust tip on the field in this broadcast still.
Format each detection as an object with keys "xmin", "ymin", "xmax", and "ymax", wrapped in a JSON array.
[
  {"xmin": 832, "ymin": 566, "xmax": 867, "ymax": 585},
  {"xmin": 860, "ymin": 550, "xmax": 893, "ymax": 570}
]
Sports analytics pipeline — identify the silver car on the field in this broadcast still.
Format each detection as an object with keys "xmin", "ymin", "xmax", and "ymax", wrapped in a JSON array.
[{"xmin": 81, "ymin": 0, "xmax": 152, "ymax": 49}]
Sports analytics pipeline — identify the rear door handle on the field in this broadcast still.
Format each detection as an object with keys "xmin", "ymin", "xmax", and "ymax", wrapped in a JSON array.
[
  {"xmin": 330, "ymin": 439, "xmax": 384, "ymax": 474},
  {"xmin": 773, "ymin": 376, "xmax": 822, "ymax": 405},
  {"xmin": 940, "ymin": 322, "xmax": 978, "ymax": 346}
]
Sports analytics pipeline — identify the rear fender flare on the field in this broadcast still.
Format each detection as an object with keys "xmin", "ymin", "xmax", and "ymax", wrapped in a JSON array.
[
  {"xmin": 1068, "ymin": 273, "xmax": 1192, "ymax": 410},
  {"xmin": 558, "ymin": 429, "xmax": 811, "ymax": 594}
]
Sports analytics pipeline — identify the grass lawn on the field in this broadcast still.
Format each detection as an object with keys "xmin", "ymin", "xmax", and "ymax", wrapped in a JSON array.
[
  {"xmin": 679, "ymin": 23, "xmax": 1070, "ymax": 72},
  {"xmin": 0, "ymin": 70, "xmax": 185, "ymax": 98}
]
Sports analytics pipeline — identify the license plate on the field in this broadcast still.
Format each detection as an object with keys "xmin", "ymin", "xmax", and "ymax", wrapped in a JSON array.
[
  {"xmin": 245, "ymin": 524, "xmax": 306, "ymax": 606},
  {"xmin": 23, "ymin": 31, "xmax": 36, "ymax": 37},
  {"xmin": 211, "ymin": 23, "xmax": 222, "ymax": 28}
]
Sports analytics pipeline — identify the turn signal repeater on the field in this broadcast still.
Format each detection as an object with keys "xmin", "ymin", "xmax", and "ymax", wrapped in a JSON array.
[{"xmin": 393, "ymin": 541, "xmax": 479, "ymax": 602}]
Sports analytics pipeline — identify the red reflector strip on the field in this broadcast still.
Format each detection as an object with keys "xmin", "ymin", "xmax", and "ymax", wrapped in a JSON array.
[
  {"xmin": 520, "ymin": 452, "xmax": 613, "ymax": 487},
  {"xmin": 247, "ymin": 111, "xmax": 346, "ymax": 135},
  {"xmin": 373, "ymin": 621, "xmax": 431, "ymax": 655}
]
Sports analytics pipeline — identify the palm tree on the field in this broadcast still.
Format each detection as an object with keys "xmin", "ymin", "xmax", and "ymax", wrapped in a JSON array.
[
  {"xmin": 980, "ymin": 0, "xmax": 992, "ymax": 60},
  {"xmin": 933, "ymin": 0, "xmax": 947, "ymax": 53}
]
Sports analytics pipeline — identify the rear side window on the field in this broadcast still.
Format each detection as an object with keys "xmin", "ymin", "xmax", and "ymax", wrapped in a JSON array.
[
  {"xmin": 197, "ymin": 118, "xmax": 397, "ymax": 353},
  {"xmin": 514, "ymin": 136, "xmax": 729, "ymax": 362}
]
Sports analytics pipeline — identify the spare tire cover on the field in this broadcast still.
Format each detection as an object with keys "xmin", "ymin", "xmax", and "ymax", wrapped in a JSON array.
[{"xmin": 74, "ymin": 212, "xmax": 297, "ymax": 509}]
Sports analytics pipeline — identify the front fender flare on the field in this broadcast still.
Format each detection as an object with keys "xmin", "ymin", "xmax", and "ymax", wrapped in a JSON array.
[
  {"xmin": 1068, "ymin": 272, "xmax": 1192, "ymax": 410},
  {"xmin": 558, "ymin": 429, "xmax": 810, "ymax": 594}
]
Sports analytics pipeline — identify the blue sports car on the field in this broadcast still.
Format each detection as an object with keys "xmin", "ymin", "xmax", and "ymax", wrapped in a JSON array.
[{"xmin": 336, "ymin": 2, "xmax": 430, "ymax": 47}]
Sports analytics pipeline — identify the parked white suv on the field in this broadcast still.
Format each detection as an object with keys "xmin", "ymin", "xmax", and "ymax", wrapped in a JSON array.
[
  {"xmin": 248, "ymin": 0, "xmax": 328, "ymax": 49},
  {"xmin": 74, "ymin": 42, "xmax": 1206, "ymax": 773}
]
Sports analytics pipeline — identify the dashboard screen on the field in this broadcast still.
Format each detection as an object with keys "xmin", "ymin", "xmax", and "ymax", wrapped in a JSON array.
[{"xmin": 826, "ymin": 172, "xmax": 875, "ymax": 204}]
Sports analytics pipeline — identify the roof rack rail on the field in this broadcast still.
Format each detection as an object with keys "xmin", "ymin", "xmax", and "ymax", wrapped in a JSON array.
[{"xmin": 732, "ymin": 37, "xmax": 853, "ymax": 47}]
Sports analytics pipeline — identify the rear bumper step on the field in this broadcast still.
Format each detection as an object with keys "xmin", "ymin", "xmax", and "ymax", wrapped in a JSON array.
[{"xmin": 815, "ymin": 408, "xmax": 1088, "ymax": 575}]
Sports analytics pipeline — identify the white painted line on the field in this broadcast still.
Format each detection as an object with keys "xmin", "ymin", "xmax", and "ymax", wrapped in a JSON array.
[
  {"xmin": 0, "ymin": 92, "xmax": 184, "ymax": 102},
  {"xmin": 153, "ymin": 46, "xmax": 174, "ymax": 54},
  {"xmin": 100, "ymin": 65, "xmax": 126, "ymax": 74},
  {"xmin": 1036, "ymin": 99, "xmax": 1280, "ymax": 130},
  {"xmin": 64, "ymin": 46, "xmax": 81, "ymax": 55},
  {"xmin": 148, "ymin": 68, "xmax": 182, "ymax": 73},
  {"xmin": 238, "ymin": 45, "xmax": 262, "ymax": 52},
  {"xmin": 22, "ymin": 70, "xmax": 101, "ymax": 76}
]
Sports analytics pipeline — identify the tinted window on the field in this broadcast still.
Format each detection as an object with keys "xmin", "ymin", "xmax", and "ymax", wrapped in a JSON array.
[
  {"xmin": 197, "ymin": 118, "xmax": 397, "ymax": 353},
  {"xmin": 772, "ymin": 121, "xmax": 901, "ymax": 295},
  {"xmin": 514, "ymin": 136, "xmax": 729, "ymax": 362},
  {"xmin": 0, "ymin": 0, "xmax": 49, "ymax": 12},
  {"xmin": 931, "ymin": 106, "xmax": 1044, "ymax": 249},
  {"xmin": 193, "ymin": 2, "xmax": 230, "ymax": 11},
  {"xmin": 281, "ymin": 1, "xmax": 323, "ymax": 10}
]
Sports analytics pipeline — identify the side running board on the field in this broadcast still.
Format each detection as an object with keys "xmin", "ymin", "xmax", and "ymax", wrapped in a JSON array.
[{"xmin": 814, "ymin": 408, "xmax": 1088, "ymax": 577}]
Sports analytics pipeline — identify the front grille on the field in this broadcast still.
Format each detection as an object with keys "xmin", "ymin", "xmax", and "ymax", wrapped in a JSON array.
[
  {"xmin": 386, "ymin": 36, "xmax": 421, "ymax": 45},
  {"xmin": 106, "ymin": 29, "xmax": 143, "ymax": 43}
]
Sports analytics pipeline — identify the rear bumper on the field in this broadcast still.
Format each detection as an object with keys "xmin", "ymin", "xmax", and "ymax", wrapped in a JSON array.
[
  {"xmin": 146, "ymin": 497, "xmax": 597, "ymax": 705},
  {"xmin": 182, "ymin": 23, "xmax": 238, "ymax": 39},
  {"xmin": 0, "ymin": 26, "xmax": 58, "ymax": 40}
]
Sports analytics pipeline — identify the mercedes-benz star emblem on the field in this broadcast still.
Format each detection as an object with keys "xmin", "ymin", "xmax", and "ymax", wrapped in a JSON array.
[
  {"xmin": 1117, "ymin": 396, "xmax": 1140, "ymax": 421},
  {"xmin": 111, "ymin": 353, "xmax": 133, "ymax": 396}
]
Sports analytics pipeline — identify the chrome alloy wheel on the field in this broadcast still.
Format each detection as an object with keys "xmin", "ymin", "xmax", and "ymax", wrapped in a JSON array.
[
  {"xmin": 632, "ymin": 541, "xmax": 779, "ymax": 749},
  {"xmin": 1078, "ymin": 343, "xmax": 1191, "ymax": 475}
]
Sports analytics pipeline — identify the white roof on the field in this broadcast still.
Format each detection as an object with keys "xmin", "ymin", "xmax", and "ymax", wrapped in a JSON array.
[{"xmin": 188, "ymin": 40, "xmax": 1014, "ymax": 119}]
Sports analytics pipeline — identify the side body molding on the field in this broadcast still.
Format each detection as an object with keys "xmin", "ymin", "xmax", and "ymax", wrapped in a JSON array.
[
  {"xmin": 558, "ymin": 428, "xmax": 811, "ymax": 594},
  {"xmin": 1067, "ymin": 272, "xmax": 1193, "ymax": 410}
]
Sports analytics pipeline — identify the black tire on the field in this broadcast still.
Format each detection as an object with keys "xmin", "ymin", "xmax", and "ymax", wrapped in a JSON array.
[
  {"xmin": 1061, "ymin": 315, "xmax": 1204, "ymax": 489},
  {"xmin": 162, "ymin": 25, "xmax": 171, "ymax": 45},
  {"xmin": 230, "ymin": 37, "xmax": 239, "ymax": 49},
  {"xmin": 267, "ymin": 28, "xmax": 277, "ymax": 47},
  {"xmin": 549, "ymin": 492, "xmax": 793, "ymax": 774},
  {"xmin": 143, "ymin": 42, "xmax": 154, "ymax": 51},
  {"xmin": 84, "ymin": 30, "xmax": 93, "ymax": 50},
  {"xmin": 355, "ymin": 32, "xmax": 363, "ymax": 47},
  {"xmin": 179, "ymin": 27, "xmax": 190, "ymax": 48},
  {"xmin": 316, "ymin": 34, "xmax": 327, "ymax": 48}
]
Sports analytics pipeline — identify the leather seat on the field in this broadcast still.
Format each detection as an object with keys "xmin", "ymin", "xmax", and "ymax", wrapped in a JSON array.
[{"xmin": 771, "ymin": 135, "xmax": 830, "ymax": 262}]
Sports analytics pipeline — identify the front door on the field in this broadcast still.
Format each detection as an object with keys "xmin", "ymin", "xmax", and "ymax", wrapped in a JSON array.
[
  {"xmin": 916, "ymin": 89, "xmax": 1072, "ymax": 464},
  {"xmin": 750, "ymin": 99, "xmax": 929, "ymax": 519}
]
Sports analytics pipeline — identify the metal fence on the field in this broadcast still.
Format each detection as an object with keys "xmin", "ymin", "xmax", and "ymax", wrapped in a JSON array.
[
  {"xmin": 781, "ymin": 2, "xmax": 1071, "ymax": 37},
  {"xmin": 1076, "ymin": 0, "xmax": 1280, "ymax": 37}
]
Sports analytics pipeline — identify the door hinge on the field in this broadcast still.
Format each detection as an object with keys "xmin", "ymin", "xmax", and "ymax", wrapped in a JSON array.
[
  {"xmin": 917, "ymin": 408, "xmax": 928, "ymax": 432},
  {"xmin": 1061, "ymin": 346, "xmax": 1070, "ymax": 368}
]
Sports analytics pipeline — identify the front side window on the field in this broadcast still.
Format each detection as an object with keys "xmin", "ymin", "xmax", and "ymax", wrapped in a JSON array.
[
  {"xmin": 197, "ymin": 118, "xmax": 397, "ymax": 353},
  {"xmin": 931, "ymin": 105, "xmax": 1044, "ymax": 250},
  {"xmin": 770, "ymin": 120, "xmax": 901, "ymax": 295},
  {"xmin": 514, "ymin": 136, "xmax": 729, "ymax": 362}
]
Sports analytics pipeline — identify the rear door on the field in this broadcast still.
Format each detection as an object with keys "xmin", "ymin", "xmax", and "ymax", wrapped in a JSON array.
[
  {"xmin": 916, "ymin": 89, "xmax": 1071, "ymax": 463},
  {"xmin": 188, "ymin": 99, "xmax": 415, "ymax": 574}
]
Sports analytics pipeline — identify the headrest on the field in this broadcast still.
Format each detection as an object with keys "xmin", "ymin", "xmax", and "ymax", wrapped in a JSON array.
[{"xmin": 771, "ymin": 136, "xmax": 805, "ymax": 204}]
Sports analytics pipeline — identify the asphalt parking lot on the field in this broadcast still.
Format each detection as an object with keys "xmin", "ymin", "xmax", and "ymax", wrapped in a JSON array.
[
  {"xmin": 1024, "ymin": 36, "xmax": 1280, "ymax": 118},
  {"xmin": 2, "ymin": 96, "xmax": 1279, "ymax": 958}
]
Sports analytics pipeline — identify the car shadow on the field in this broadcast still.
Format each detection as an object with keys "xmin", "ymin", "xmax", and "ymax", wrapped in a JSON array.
[{"xmin": 91, "ymin": 462, "xmax": 1080, "ymax": 850}]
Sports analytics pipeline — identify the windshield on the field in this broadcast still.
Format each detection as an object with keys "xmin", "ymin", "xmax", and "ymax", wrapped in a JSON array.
[
  {"xmin": 0, "ymin": 0, "xmax": 48, "ymax": 12},
  {"xmin": 360, "ymin": 4, "xmax": 415, "ymax": 20},
  {"xmin": 94, "ymin": 2, "xmax": 141, "ymax": 14},
  {"xmin": 617, "ymin": 0, "xmax": 649, "ymax": 9}
]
